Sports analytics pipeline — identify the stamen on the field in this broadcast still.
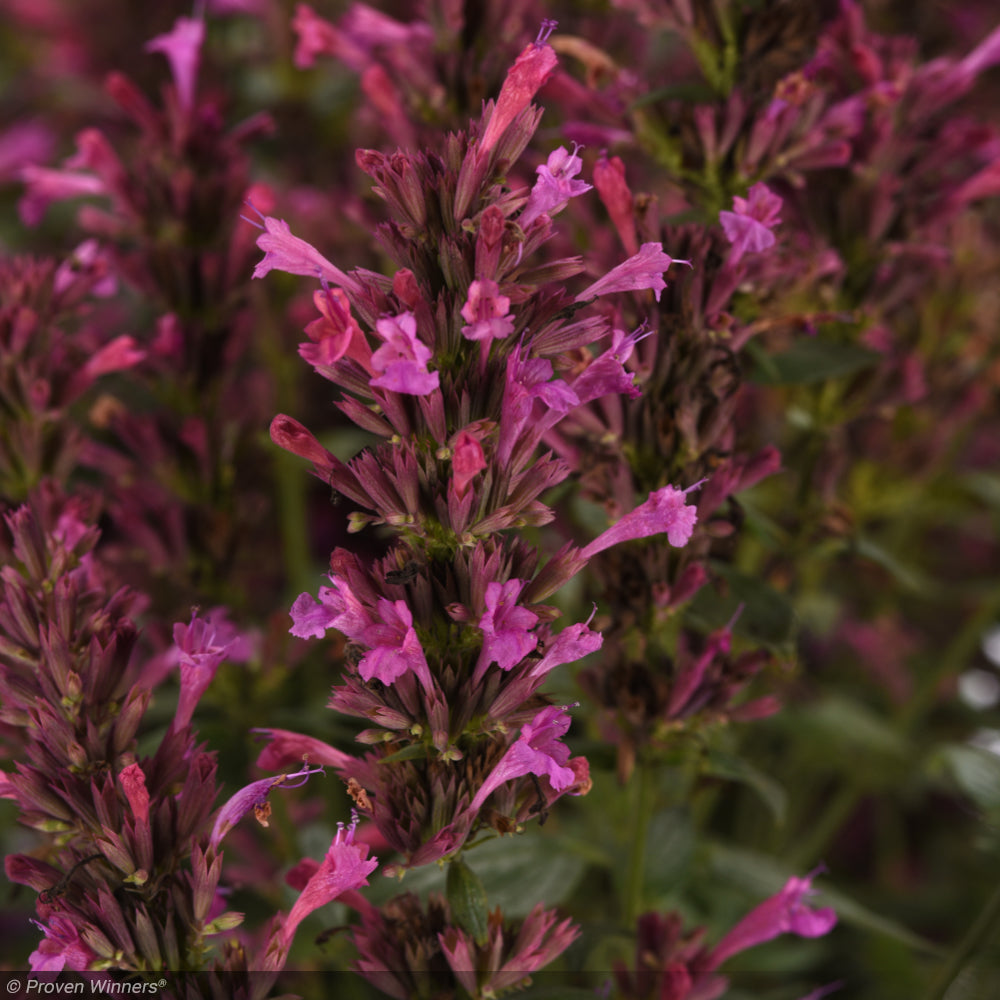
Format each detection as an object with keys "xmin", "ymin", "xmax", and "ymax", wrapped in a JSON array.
[
  {"xmin": 535, "ymin": 19, "xmax": 558, "ymax": 47},
  {"xmin": 239, "ymin": 197, "xmax": 266, "ymax": 230}
]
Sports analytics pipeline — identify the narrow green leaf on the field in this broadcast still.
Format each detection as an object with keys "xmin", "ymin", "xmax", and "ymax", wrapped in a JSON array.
[
  {"xmin": 703, "ymin": 749, "xmax": 788, "ymax": 825},
  {"xmin": 446, "ymin": 858, "xmax": 490, "ymax": 947},
  {"xmin": 750, "ymin": 338, "xmax": 880, "ymax": 385}
]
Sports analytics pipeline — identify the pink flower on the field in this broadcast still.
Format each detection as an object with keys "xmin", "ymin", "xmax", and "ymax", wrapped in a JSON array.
[
  {"xmin": 18, "ymin": 166, "xmax": 106, "ymax": 226},
  {"xmin": 708, "ymin": 870, "xmax": 837, "ymax": 969},
  {"xmin": 460, "ymin": 279, "xmax": 514, "ymax": 344},
  {"xmin": 498, "ymin": 344, "xmax": 579, "ymax": 465},
  {"xmin": 719, "ymin": 182, "xmax": 783, "ymax": 263},
  {"xmin": 581, "ymin": 482, "xmax": 702, "ymax": 560},
  {"xmin": 593, "ymin": 152, "xmax": 638, "ymax": 255},
  {"xmin": 277, "ymin": 814, "xmax": 378, "ymax": 954},
  {"xmin": 66, "ymin": 335, "xmax": 145, "ymax": 398},
  {"xmin": 520, "ymin": 144, "xmax": 593, "ymax": 228},
  {"xmin": 475, "ymin": 579, "xmax": 539, "ymax": 679},
  {"xmin": 470, "ymin": 706, "xmax": 577, "ymax": 812},
  {"xmin": 29, "ymin": 915, "xmax": 99, "ymax": 972},
  {"xmin": 451, "ymin": 429, "xmax": 487, "ymax": 499},
  {"xmin": 358, "ymin": 599, "xmax": 434, "ymax": 692},
  {"xmin": 370, "ymin": 311, "xmax": 440, "ymax": 396},
  {"xmin": 244, "ymin": 202, "xmax": 361, "ymax": 294},
  {"xmin": 118, "ymin": 763, "xmax": 150, "ymax": 825},
  {"xmin": 301, "ymin": 285, "xmax": 374, "ymax": 372},
  {"xmin": 577, "ymin": 243, "xmax": 689, "ymax": 303},
  {"xmin": 209, "ymin": 765, "xmax": 325, "ymax": 852},
  {"xmin": 480, "ymin": 20, "xmax": 559, "ymax": 153},
  {"xmin": 254, "ymin": 728, "xmax": 356, "ymax": 773},
  {"xmin": 145, "ymin": 16, "xmax": 205, "ymax": 113},
  {"xmin": 529, "ymin": 610, "xmax": 602, "ymax": 679},
  {"xmin": 565, "ymin": 324, "xmax": 654, "ymax": 407},
  {"xmin": 171, "ymin": 610, "xmax": 252, "ymax": 731},
  {"xmin": 290, "ymin": 574, "xmax": 372, "ymax": 642}
]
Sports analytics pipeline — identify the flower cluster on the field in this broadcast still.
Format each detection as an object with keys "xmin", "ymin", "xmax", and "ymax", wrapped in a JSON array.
[{"xmin": 258, "ymin": 25, "xmax": 697, "ymax": 877}]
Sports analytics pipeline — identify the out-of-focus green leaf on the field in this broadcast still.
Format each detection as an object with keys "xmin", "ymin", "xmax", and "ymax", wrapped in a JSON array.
[
  {"xmin": 687, "ymin": 563, "xmax": 795, "ymax": 646},
  {"xmin": 929, "ymin": 744, "xmax": 1000, "ymax": 813},
  {"xmin": 854, "ymin": 536, "xmax": 932, "ymax": 594},
  {"xmin": 795, "ymin": 696, "xmax": 910, "ymax": 763},
  {"xmin": 704, "ymin": 749, "xmax": 788, "ymax": 825},
  {"xmin": 749, "ymin": 338, "xmax": 880, "ymax": 385},
  {"xmin": 373, "ymin": 834, "xmax": 587, "ymax": 918},
  {"xmin": 642, "ymin": 806, "xmax": 695, "ymax": 900}
]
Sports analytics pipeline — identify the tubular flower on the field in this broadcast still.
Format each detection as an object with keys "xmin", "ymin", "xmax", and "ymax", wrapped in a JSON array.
[
  {"xmin": 480, "ymin": 20, "xmax": 559, "ymax": 153},
  {"xmin": 460, "ymin": 279, "xmax": 514, "ymax": 344},
  {"xmin": 370, "ymin": 311, "xmax": 440, "ymax": 395},
  {"xmin": 470, "ymin": 706, "xmax": 578, "ymax": 812},
  {"xmin": 708, "ymin": 870, "xmax": 837, "ymax": 969},
  {"xmin": 358, "ymin": 599, "xmax": 435, "ymax": 692},
  {"xmin": 244, "ymin": 202, "xmax": 362, "ymax": 294},
  {"xmin": 719, "ymin": 182, "xmax": 783, "ymax": 263},
  {"xmin": 144, "ymin": 15, "xmax": 205, "ymax": 113},
  {"xmin": 581, "ymin": 481, "xmax": 704, "ymax": 560},
  {"xmin": 269, "ymin": 814, "xmax": 378, "ymax": 966},
  {"xmin": 520, "ymin": 144, "xmax": 593, "ymax": 228},
  {"xmin": 209, "ymin": 765, "xmax": 325, "ymax": 852},
  {"xmin": 475, "ymin": 579, "xmax": 540, "ymax": 679},
  {"xmin": 576, "ymin": 243, "xmax": 689, "ymax": 303}
]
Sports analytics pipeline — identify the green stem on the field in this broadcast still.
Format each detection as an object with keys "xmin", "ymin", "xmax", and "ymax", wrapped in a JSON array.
[
  {"xmin": 273, "ymin": 446, "xmax": 311, "ymax": 593},
  {"xmin": 786, "ymin": 783, "xmax": 859, "ymax": 871},
  {"xmin": 923, "ymin": 879, "xmax": 1000, "ymax": 1000},
  {"xmin": 624, "ymin": 760, "xmax": 655, "ymax": 925}
]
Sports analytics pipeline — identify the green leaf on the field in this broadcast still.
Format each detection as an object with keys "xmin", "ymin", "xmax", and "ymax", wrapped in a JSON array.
[
  {"xmin": 376, "ymin": 743, "xmax": 429, "ymax": 764},
  {"xmin": 749, "ymin": 338, "xmax": 880, "ymax": 385},
  {"xmin": 797, "ymin": 696, "xmax": 909, "ymax": 764},
  {"xmin": 686, "ymin": 563, "xmax": 795, "ymax": 646},
  {"xmin": 853, "ymin": 536, "xmax": 932, "ymax": 594},
  {"xmin": 446, "ymin": 858, "xmax": 489, "ymax": 946},
  {"xmin": 930, "ymin": 744, "xmax": 1000, "ymax": 814},
  {"xmin": 642, "ymin": 806, "xmax": 695, "ymax": 899},
  {"xmin": 703, "ymin": 749, "xmax": 788, "ymax": 825}
]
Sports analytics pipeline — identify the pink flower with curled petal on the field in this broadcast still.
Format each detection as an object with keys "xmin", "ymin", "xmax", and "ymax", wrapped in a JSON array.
[
  {"xmin": 719, "ymin": 182, "xmax": 783, "ymax": 264},
  {"xmin": 707, "ymin": 870, "xmax": 837, "ymax": 970},
  {"xmin": 118, "ymin": 763, "xmax": 149, "ymax": 825},
  {"xmin": 475, "ymin": 579, "xmax": 539, "ymax": 679},
  {"xmin": 145, "ymin": 16, "xmax": 205, "ymax": 113},
  {"xmin": 576, "ymin": 243, "xmax": 689, "ymax": 303},
  {"xmin": 520, "ymin": 144, "xmax": 593, "ymax": 228},
  {"xmin": 581, "ymin": 481, "xmax": 703, "ymax": 560},
  {"xmin": 460, "ymin": 279, "xmax": 514, "ymax": 344},
  {"xmin": 209, "ymin": 765, "xmax": 325, "ymax": 852},
  {"xmin": 370, "ymin": 311, "xmax": 439, "ymax": 395},
  {"xmin": 480, "ymin": 20, "xmax": 559, "ymax": 153},
  {"xmin": 470, "ymin": 706, "xmax": 577, "ymax": 812}
]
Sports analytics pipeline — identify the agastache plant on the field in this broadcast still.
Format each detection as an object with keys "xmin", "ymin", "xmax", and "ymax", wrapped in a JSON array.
[{"xmin": 253, "ymin": 19, "xmax": 698, "ymax": 989}]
